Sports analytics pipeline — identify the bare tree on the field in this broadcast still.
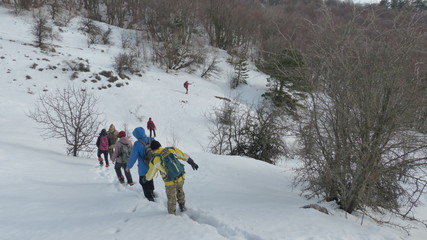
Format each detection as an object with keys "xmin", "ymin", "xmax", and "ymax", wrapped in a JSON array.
[
  {"xmin": 144, "ymin": 0, "xmax": 206, "ymax": 71},
  {"xmin": 201, "ymin": 0, "xmax": 261, "ymax": 52},
  {"xmin": 200, "ymin": 55, "xmax": 220, "ymax": 79},
  {"xmin": 13, "ymin": 0, "xmax": 32, "ymax": 12},
  {"xmin": 31, "ymin": 10, "xmax": 52, "ymax": 49},
  {"xmin": 295, "ymin": 8, "xmax": 427, "ymax": 228},
  {"xmin": 105, "ymin": 0, "xmax": 126, "ymax": 27},
  {"xmin": 78, "ymin": 18, "xmax": 102, "ymax": 47},
  {"xmin": 27, "ymin": 86, "xmax": 105, "ymax": 156},
  {"xmin": 46, "ymin": 0, "xmax": 62, "ymax": 20}
]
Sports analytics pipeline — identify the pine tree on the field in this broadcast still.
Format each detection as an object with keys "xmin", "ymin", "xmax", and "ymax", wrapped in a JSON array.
[
  {"xmin": 259, "ymin": 49, "xmax": 305, "ymax": 111},
  {"xmin": 231, "ymin": 53, "xmax": 249, "ymax": 89}
]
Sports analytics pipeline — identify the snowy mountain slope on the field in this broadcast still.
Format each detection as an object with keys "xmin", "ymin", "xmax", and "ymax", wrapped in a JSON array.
[{"xmin": 1, "ymin": 5, "xmax": 427, "ymax": 240}]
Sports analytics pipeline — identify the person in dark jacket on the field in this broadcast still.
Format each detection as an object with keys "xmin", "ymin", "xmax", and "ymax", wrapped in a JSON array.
[
  {"xmin": 96, "ymin": 129, "xmax": 111, "ymax": 166},
  {"xmin": 146, "ymin": 117, "xmax": 157, "ymax": 138},
  {"xmin": 126, "ymin": 127, "xmax": 156, "ymax": 201}
]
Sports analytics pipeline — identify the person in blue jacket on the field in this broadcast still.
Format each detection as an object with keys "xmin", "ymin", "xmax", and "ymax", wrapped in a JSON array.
[{"xmin": 126, "ymin": 127, "xmax": 155, "ymax": 202}]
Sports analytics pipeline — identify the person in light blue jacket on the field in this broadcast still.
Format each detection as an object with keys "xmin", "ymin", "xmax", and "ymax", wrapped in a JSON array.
[{"xmin": 126, "ymin": 127, "xmax": 155, "ymax": 201}]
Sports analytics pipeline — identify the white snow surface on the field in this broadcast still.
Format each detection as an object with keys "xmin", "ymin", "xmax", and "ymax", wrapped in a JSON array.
[{"xmin": 0, "ymin": 5, "xmax": 426, "ymax": 240}]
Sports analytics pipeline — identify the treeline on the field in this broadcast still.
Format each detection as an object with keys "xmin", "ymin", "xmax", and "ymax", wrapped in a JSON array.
[{"xmin": 6, "ymin": 0, "xmax": 426, "ymax": 102}]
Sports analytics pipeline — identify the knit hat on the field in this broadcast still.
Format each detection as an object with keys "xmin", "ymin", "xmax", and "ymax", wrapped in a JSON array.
[
  {"xmin": 150, "ymin": 140, "xmax": 161, "ymax": 150},
  {"xmin": 100, "ymin": 129, "xmax": 107, "ymax": 135},
  {"xmin": 118, "ymin": 131, "xmax": 126, "ymax": 138}
]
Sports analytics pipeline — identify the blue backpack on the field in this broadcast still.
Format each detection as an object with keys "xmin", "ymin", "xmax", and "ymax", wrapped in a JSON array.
[{"xmin": 157, "ymin": 148, "xmax": 185, "ymax": 181}]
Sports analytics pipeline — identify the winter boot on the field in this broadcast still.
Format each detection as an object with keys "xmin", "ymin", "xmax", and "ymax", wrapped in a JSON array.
[
  {"xmin": 179, "ymin": 204, "xmax": 187, "ymax": 212},
  {"xmin": 98, "ymin": 157, "xmax": 103, "ymax": 165},
  {"xmin": 118, "ymin": 176, "xmax": 125, "ymax": 184}
]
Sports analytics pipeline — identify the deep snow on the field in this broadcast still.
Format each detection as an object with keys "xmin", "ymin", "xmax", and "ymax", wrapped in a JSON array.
[{"xmin": 0, "ymin": 5, "xmax": 426, "ymax": 240}]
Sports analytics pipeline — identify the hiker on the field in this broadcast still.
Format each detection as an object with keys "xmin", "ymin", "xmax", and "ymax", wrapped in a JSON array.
[
  {"xmin": 146, "ymin": 117, "xmax": 157, "ymax": 138},
  {"xmin": 142, "ymin": 140, "xmax": 199, "ymax": 215},
  {"xmin": 126, "ymin": 127, "xmax": 156, "ymax": 201},
  {"xmin": 107, "ymin": 124, "xmax": 119, "ymax": 160},
  {"xmin": 112, "ymin": 131, "xmax": 134, "ymax": 185},
  {"xmin": 96, "ymin": 129, "xmax": 111, "ymax": 167},
  {"xmin": 183, "ymin": 81, "xmax": 192, "ymax": 94}
]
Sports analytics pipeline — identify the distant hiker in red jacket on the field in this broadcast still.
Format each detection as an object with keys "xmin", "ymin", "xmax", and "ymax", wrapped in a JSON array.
[
  {"xmin": 183, "ymin": 81, "xmax": 192, "ymax": 94},
  {"xmin": 147, "ymin": 117, "xmax": 157, "ymax": 138}
]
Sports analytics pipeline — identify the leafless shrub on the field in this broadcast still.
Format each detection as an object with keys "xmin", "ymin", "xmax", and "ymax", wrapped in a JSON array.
[
  {"xmin": 113, "ymin": 51, "xmax": 139, "ymax": 75},
  {"xmin": 27, "ymin": 85, "xmax": 105, "ymax": 156},
  {"xmin": 294, "ymin": 7, "xmax": 427, "ymax": 229},
  {"xmin": 201, "ymin": 55, "xmax": 220, "ymax": 79},
  {"xmin": 152, "ymin": 41, "xmax": 205, "ymax": 71},
  {"xmin": 64, "ymin": 59, "xmax": 90, "ymax": 72},
  {"xmin": 79, "ymin": 18, "xmax": 103, "ymax": 47},
  {"xmin": 208, "ymin": 98, "xmax": 288, "ymax": 164},
  {"xmin": 70, "ymin": 71, "xmax": 78, "ymax": 80},
  {"xmin": 120, "ymin": 30, "xmax": 134, "ymax": 49},
  {"xmin": 101, "ymin": 27, "xmax": 112, "ymax": 45}
]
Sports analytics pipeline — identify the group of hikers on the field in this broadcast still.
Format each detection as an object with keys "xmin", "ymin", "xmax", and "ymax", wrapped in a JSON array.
[{"xmin": 95, "ymin": 119, "xmax": 199, "ymax": 215}]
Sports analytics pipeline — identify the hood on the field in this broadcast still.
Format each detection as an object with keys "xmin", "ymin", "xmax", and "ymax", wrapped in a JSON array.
[
  {"xmin": 132, "ymin": 127, "xmax": 147, "ymax": 140},
  {"xmin": 100, "ymin": 129, "xmax": 107, "ymax": 136},
  {"xmin": 108, "ymin": 124, "xmax": 116, "ymax": 132}
]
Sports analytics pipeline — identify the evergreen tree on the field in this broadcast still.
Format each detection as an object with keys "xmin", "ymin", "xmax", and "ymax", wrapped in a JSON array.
[
  {"xmin": 259, "ymin": 49, "xmax": 305, "ymax": 112},
  {"xmin": 231, "ymin": 52, "xmax": 249, "ymax": 89}
]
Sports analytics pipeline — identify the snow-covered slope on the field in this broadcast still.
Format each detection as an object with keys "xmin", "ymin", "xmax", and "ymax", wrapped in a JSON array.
[{"xmin": 1, "ymin": 6, "xmax": 426, "ymax": 240}]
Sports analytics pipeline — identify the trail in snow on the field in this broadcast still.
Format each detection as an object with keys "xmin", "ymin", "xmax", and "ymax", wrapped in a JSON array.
[{"xmin": 95, "ymin": 165, "xmax": 264, "ymax": 240}]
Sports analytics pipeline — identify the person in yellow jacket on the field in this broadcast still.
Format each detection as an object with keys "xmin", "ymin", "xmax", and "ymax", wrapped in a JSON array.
[{"xmin": 142, "ymin": 140, "xmax": 199, "ymax": 215}]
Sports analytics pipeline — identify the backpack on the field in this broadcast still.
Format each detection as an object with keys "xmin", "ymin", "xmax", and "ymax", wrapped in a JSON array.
[
  {"xmin": 138, "ymin": 139, "xmax": 154, "ymax": 165},
  {"xmin": 157, "ymin": 147, "xmax": 185, "ymax": 181},
  {"xmin": 99, "ymin": 136, "xmax": 109, "ymax": 151},
  {"xmin": 118, "ymin": 142, "xmax": 131, "ymax": 162}
]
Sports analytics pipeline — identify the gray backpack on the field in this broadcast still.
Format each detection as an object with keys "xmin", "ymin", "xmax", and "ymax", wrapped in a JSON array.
[
  {"xmin": 138, "ymin": 139, "xmax": 153, "ymax": 165},
  {"xmin": 118, "ymin": 142, "xmax": 131, "ymax": 162}
]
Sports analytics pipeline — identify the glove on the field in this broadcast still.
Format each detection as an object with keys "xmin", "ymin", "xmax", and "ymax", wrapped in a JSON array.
[{"xmin": 187, "ymin": 158, "xmax": 199, "ymax": 171}]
